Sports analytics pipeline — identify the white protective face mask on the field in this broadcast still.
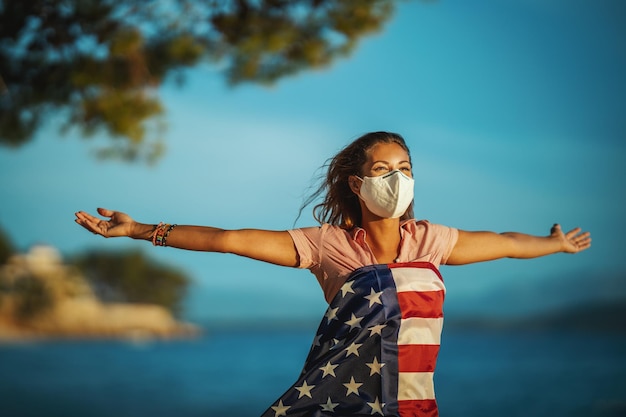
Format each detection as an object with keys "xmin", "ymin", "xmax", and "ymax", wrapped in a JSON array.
[{"xmin": 357, "ymin": 170, "xmax": 415, "ymax": 219}]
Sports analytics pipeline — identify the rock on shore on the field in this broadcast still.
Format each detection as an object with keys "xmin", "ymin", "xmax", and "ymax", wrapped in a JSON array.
[{"xmin": 0, "ymin": 246, "xmax": 199, "ymax": 342}]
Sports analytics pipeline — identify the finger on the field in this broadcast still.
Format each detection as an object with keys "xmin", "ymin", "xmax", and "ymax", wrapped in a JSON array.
[
  {"xmin": 572, "ymin": 239, "xmax": 591, "ymax": 252},
  {"xmin": 571, "ymin": 233, "xmax": 592, "ymax": 251},
  {"xmin": 574, "ymin": 232, "xmax": 592, "ymax": 245},
  {"xmin": 565, "ymin": 227, "xmax": 583, "ymax": 239},
  {"xmin": 97, "ymin": 207, "xmax": 115, "ymax": 218},
  {"xmin": 574, "ymin": 231, "xmax": 591, "ymax": 240},
  {"xmin": 75, "ymin": 211, "xmax": 102, "ymax": 223},
  {"xmin": 550, "ymin": 223, "xmax": 561, "ymax": 235},
  {"xmin": 74, "ymin": 218, "xmax": 101, "ymax": 235}
]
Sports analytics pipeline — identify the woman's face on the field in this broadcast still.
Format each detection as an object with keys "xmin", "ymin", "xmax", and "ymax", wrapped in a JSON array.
[{"xmin": 360, "ymin": 142, "xmax": 412, "ymax": 178}]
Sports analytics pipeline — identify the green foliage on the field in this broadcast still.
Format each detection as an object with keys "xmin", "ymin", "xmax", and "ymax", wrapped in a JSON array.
[
  {"xmin": 0, "ymin": 226, "xmax": 14, "ymax": 265},
  {"xmin": 71, "ymin": 249, "xmax": 190, "ymax": 316},
  {"xmin": 0, "ymin": 0, "xmax": 403, "ymax": 162},
  {"xmin": 12, "ymin": 274, "xmax": 54, "ymax": 321}
]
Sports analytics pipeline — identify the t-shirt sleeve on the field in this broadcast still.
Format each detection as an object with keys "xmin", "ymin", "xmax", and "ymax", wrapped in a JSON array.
[
  {"xmin": 287, "ymin": 227, "xmax": 323, "ymax": 269},
  {"xmin": 410, "ymin": 220, "xmax": 459, "ymax": 266},
  {"xmin": 438, "ymin": 224, "xmax": 459, "ymax": 264}
]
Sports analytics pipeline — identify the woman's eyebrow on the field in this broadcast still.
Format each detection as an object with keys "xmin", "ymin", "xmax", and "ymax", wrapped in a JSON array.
[{"xmin": 371, "ymin": 159, "xmax": 411, "ymax": 163}]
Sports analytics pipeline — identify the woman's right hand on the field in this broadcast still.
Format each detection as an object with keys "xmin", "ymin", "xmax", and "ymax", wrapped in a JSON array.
[{"xmin": 75, "ymin": 208, "xmax": 136, "ymax": 238}]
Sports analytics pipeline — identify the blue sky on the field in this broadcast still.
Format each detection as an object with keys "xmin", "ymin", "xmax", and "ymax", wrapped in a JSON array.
[{"xmin": 1, "ymin": 0, "xmax": 624, "ymax": 325}]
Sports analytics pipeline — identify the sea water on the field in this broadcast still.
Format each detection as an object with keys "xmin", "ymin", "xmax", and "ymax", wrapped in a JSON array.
[{"xmin": 0, "ymin": 327, "xmax": 624, "ymax": 417}]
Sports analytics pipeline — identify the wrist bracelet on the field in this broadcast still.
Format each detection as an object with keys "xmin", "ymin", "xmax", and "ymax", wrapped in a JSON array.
[
  {"xmin": 151, "ymin": 223, "xmax": 177, "ymax": 247},
  {"xmin": 162, "ymin": 224, "xmax": 177, "ymax": 247},
  {"xmin": 152, "ymin": 222, "xmax": 168, "ymax": 246}
]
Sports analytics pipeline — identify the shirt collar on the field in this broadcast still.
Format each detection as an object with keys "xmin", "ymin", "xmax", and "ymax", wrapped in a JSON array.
[{"xmin": 350, "ymin": 218, "xmax": 416, "ymax": 242}]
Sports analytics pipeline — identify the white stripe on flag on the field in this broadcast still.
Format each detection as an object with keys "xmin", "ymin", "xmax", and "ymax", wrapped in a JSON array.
[
  {"xmin": 392, "ymin": 267, "xmax": 445, "ymax": 293},
  {"xmin": 397, "ymin": 371, "xmax": 436, "ymax": 400},
  {"xmin": 398, "ymin": 317, "xmax": 444, "ymax": 345}
]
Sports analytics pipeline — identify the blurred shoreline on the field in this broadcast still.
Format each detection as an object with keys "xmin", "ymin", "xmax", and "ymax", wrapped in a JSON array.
[
  {"xmin": 0, "ymin": 245, "xmax": 199, "ymax": 343},
  {"xmin": 443, "ymin": 298, "xmax": 626, "ymax": 334},
  {"xmin": 0, "ymin": 311, "xmax": 200, "ymax": 344}
]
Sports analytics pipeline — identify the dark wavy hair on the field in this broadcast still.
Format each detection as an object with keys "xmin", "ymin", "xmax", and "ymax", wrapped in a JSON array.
[{"xmin": 299, "ymin": 131, "xmax": 414, "ymax": 229}]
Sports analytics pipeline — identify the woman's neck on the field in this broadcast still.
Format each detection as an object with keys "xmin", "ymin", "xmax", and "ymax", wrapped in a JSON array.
[{"xmin": 361, "ymin": 217, "xmax": 402, "ymax": 264}]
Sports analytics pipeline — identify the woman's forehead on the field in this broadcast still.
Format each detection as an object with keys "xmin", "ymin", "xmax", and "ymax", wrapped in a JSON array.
[{"xmin": 366, "ymin": 142, "xmax": 410, "ymax": 162}]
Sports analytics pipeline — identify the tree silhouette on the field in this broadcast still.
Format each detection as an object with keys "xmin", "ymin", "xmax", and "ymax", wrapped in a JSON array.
[
  {"xmin": 71, "ymin": 249, "xmax": 190, "ymax": 316},
  {"xmin": 0, "ymin": 0, "xmax": 401, "ymax": 162},
  {"xmin": 0, "ymin": 225, "xmax": 14, "ymax": 265}
]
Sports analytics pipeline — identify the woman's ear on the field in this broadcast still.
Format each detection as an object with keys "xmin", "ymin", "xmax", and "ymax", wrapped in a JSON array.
[{"xmin": 348, "ymin": 175, "xmax": 361, "ymax": 195}]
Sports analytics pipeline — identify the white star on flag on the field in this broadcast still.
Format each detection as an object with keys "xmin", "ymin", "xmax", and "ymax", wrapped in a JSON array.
[
  {"xmin": 343, "ymin": 376, "xmax": 363, "ymax": 396},
  {"xmin": 295, "ymin": 380, "xmax": 315, "ymax": 399},
  {"xmin": 320, "ymin": 397, "xmax": 339, "ymax": 412},
  {"xmin": 324, "ymin": 307, "xmax": 338, "ymax": 324},
  {"xmin": 319, "ymin": 361, "xmax": 339, "ymax": 378},
  {"xmin": 364, "ymin": 288, "xmax": 383, "ymax": 307},
  {"xmin": 368, "ymin": 323, "xmax": 386, "ymax": 336},
  {"xmin": 366, "ymin": 357, "xmax": 385, "ymax": 375},
  {"xmin": 344, "ymin": 341, "xmax": 362, "ymax": 357},
  {"xmin": 344, "ymin": 313, "xmax": 363, "ymax": 330},
  {"xmin": 367, "ymin": 397, "xmax": 385, "ymax": 415},
  {"xmin": 340, "ymin": 281, "xmax": 355, "ymax": 297},
  {"xmin": 271, "ymin": 400, "xmax": 290, "ymax": 417}
]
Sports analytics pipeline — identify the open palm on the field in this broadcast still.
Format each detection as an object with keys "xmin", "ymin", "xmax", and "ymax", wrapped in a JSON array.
[
  {"xmin": 75, "ymin": 208, "xmax": 134, "ymax": 238},
  {"xmin": 550, "ymin": 224, "xmax": 591, "ymax": 254}
]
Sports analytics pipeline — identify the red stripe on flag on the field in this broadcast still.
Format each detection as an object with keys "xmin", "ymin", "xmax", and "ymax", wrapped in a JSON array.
[
  {"xmin": 398, "ymin": 344, "xmax": 440, "ymax": 373},
  {"xmin": 397, "ymin": 291, "xmax": 444, "ymax": 319},
  {"xmin": 398, "ymin": 399, "xmax": 439, "ymax": 417}
]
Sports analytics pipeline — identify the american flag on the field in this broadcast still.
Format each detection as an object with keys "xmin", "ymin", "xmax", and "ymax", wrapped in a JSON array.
[{"xmin": 261, "ymin": 262, "xmax": 445, "ymax": 417}]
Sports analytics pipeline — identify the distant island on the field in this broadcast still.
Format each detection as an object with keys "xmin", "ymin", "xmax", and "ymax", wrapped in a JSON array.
[
  {"xmin": 0, "ymin": 246, "xmax": 199, "ymax": 342},
  {"xmin": 444, "ymin": 298, "xmax": 626, "ymax": 333}
]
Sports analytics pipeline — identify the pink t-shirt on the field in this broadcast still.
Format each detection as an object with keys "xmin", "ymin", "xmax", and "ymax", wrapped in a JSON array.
[{"xmin": 288, "ymin": 219, "xmax": 459, "ymax": 303}]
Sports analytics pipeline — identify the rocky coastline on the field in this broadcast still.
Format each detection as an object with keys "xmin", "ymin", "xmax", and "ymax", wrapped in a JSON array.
[{"xmin": 0, "ymin": 246, "xmax": 199, "ymax": 342}]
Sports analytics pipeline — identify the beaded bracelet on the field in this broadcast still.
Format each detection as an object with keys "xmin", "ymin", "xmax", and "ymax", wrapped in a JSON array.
[
  {"xmin": 151, "ymin": 222, "xmax": 168, "ymax": 246},
  {"xmin": 151, "ymin": 222, "xmax": 177, "ymax": 247},
  {"xmin": 162, "ymin": 224, "xmax": 177, "ymax": 247}
]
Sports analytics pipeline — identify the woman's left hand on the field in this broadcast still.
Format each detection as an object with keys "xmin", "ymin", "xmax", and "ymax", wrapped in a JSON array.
[{"xmin": 551, "ymin": 223, "xmax": 592, "ymax": 253}]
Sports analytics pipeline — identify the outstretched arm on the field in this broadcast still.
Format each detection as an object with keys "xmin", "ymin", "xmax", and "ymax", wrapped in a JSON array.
[
  {"xmin": 446, "ymin": 224, "xmax": 591, "ymax": 265},
  {"xmin": 75, "ymin": 208, "xmax": 299, "ymax": 267}
]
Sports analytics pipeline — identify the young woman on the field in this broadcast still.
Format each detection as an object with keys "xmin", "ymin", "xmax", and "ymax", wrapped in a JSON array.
[{"xmin": 75, "ymin": 131, "xmax": 591, "ymax": 417}]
